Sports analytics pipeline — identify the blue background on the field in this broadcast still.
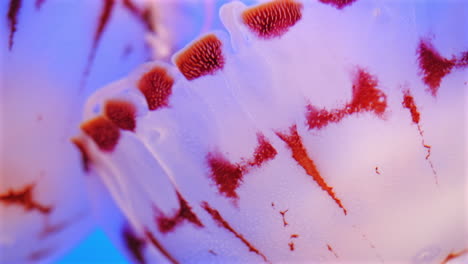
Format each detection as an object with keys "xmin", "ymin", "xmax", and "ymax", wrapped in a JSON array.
[{"xmin": 57, "ymin": 229, "xmax": 128, "ymax": 264}]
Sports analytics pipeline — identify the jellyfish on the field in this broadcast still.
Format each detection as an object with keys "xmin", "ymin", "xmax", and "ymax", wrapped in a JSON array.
[
  {"xmin": 0, "ymin": 0, "xmax": 225, "ymax": 263},
  {"xmin": 77, "ymin": 0, "xmax": 468, "ymax": 263}
]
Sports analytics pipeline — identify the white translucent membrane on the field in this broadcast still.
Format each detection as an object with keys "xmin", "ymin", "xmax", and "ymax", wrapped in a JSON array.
[
  {"xmin": 0, "ymin": 0, "xmax": 154, "ymax": 263},
  {"xmin": 82, "ymin": 0, "xmax": 467, "ymax": 263}
]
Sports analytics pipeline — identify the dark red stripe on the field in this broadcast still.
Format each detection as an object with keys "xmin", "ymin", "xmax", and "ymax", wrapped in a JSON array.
[
  {"xmin": 7, "ymin": 0, "xmax": 22, "ymax": 50},
  {"xmin": 276, "ymin": 125, "xmax": 347, "ymax": 215},
  {"xmin": 201, "ymin": 202, "xmax": 268, "ymax": 262}
]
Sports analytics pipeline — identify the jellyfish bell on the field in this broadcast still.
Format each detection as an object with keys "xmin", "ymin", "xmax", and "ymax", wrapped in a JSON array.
[
  {"xmin": 79, "ymin": 0, "xmax": 467, "ymax": 263},
  {"xmin": 0, "ymin": 0, "xmax": 155, "ymax": 262}
]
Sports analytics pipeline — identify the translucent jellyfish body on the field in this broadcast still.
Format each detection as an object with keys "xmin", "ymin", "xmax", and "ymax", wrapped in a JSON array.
[
  {"xmin": 0, "ymin": 0, "xmax": 153, "ymax": 262},
  {"xmin": 78, "ymin": 0, "xmax": 467, "ymax": 263}
]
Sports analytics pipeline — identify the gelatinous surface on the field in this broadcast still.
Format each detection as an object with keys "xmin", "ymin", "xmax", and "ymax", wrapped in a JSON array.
[{"xmin": 65, "ymin": 0, "xmax": 468, "ymax": 263}]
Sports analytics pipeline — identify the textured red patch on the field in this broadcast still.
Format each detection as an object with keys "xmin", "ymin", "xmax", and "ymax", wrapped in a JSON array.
[
  {"xmin": 207, "ymin": 153, "xmax": 243, "ymax": 199},
  {"xmin": 0, "ymin": 184, "xmax": 52, "ymax": 214},
  {"xmin": 83, "ymin": 0, "xmax": 115, "ymax": 83},
  {"xmin": 122, "ymin": 0, "xmax": 154, "ymax": 32},
  {"xmin": 288, "ymin": 242, "xmax": 295, "ymax": 251},
  {"xmin": 71, "ymin": 138, "xmax": 91, "ymax": 172},
  {"xmin": 417, "ymin": 40, "xmax": 456, "ymax": 96},
  {"xmin": 123, "ymin": 225, "xmax": 146, "ymax": 264},
  {"xmin": 441, "ymin": 249, "xmax": 468, "ymax": 264},
  {"xmin": 401, "ymin": 89, "xmax": 437, "ymax": 184},
  {"xmin": 145, "ymin": 230, "xmax": 178, "ymax": 264},
  {"xmin": 157, "ymin": 192, "xmax": 203, "ymax": 233},
  {"xmin": 207, "ymin": 134, "xmax": 277, "ymax": 200},
  {"xmin": 81, "ymin": 116, "xmax": 120, "ymax": 152},
  {"xmin": 291, "ymin": 234, "xmax": 299, "ymax": 238},
  {"xmin": 307, "ymin": 68, "xmax": 387, "ymax": 130},
  {"xmin": 249, "ymin": 134, "xmax": 278, "ymax": 167},
  {"xmin": 319, "ymin": 0, "xmax": 358, "ymax": 9},
  {"xmin": 375, "ymin": 166, "xmax": 380, "ymax": 175},
  {"xmin": 175, "ymin": 34, "xmax": 224, "ymax": 80},
  {"xmin": 327, "ymin": 244, "xmax": 339, "ymax": 258},
  {"xmin": 242, "ymin": 0, "xmax": 303, "ymax": 39},
  {"xmin": 276, "ymin": 125, "xmax": 347, "ymax": 215},
  {"xmin": 202, "ymin": 202, "xmax": 268, "ymax": 261},
  {"xmin": 35, "ymin": 0, "xmax": 45, "ymax": 9},
  {"xmin": 138, "ymin": 67, "xmax": 174, "ymax": 111},
  {"xmin": 7, "ymin": 0, "xmax": 22, "ymax": 50},
  {"xmin": 104, "ymin": 100, "xmax": 137, "ymax": 131}
]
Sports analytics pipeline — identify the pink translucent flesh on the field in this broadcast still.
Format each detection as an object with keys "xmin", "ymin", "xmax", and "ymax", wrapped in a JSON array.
[
  {"xmin": 80, "ymin": 0, "xmax": 467, "ymax": 263},
  {"xmin": 0, "ymin": 0, "xmax": 154, "ymax": 262}
]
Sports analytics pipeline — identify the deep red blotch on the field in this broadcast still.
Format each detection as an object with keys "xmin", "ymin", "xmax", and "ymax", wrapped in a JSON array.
[
  {"xmin": 307, "ymin": 68, "xmax": 387, "ymax": 130},
  {"xmin": 138, "ymin": 67, "xmax": 174, "ymax": 111},
  {"xmin": 417, "ymin": 40, "xmax": 456, "ymax": 96},
  {"xmin": 157, "ymin": 192, "xmax": 203, "ymax": 233},
  {"xmin": 0, "ymin": 184, "xmax": 52, "ymax": 214},
  {"xmin": 81, "ymin": 116, "xmax": 120, "ymax": 152},
  {"xmin": 242, "ymin": 0, "xmax": 303, "ymax": 39},
  {"xmin": 207, "ymin": 134, "xmax": 277, "ymax": 200},
  {"xmin": 104, "ymin": 99, "xmax": 137, "ymax": 131},
  {"xmin": 123, "ymin": 224, "xmax": 146, "ymax": 264},
  {"xmin": 175, "ymin": 34, "xmax": 224, "ymax": 80}
]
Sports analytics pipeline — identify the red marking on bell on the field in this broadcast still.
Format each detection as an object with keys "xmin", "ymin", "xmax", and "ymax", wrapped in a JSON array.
[
  {"xmin": 202, "ymin": 202, "xmax": 269, "ymax": 262},
  {"xmin": 122, "ymin": 0, "xmax": 154, "ymax": 32},
  {"xmin": 81, "ymin": 116, "xmax": 120, "ymax": 152},
  {"xmin": 35, "ymin": 0, "xmax": 46, "ymax": 9},
  {"xmin": 104, "ymin": 99, "xmax": 137, "ymax": 131},
  {"xmin": 401, "ymin": 89, "xmax": 438, "ymax": 184},
  {"xmin": 71, "ymin": 138, "xmax": 91, "ymax": 172},
  {"xmin": 145, "ymin": 230, "xmax": 178, "ymax": 264},
  {"xmin": 319, "ymin": 0, "xmax": 358, "ymax": 9},
  {"xmin": 307, "ymin": 68, "xmax": 387, "ymax": 130},
  {"xmin": 156, "ymin": 192, "xmax": 203, "ymax": 233},
  {"xmin": 138, "ymin": 66, "xmax": 174, "ymax": 111},
  {"xmin": 0, "ymin": 184, "xmax": 52, "ymax": 214},
  {"xmin": 441, "ymin": 249, "xmax": 468, "ymax": 264},
  {"xmin": 276, "ymin": 125, "xmax": 347, "ymax": 215},
  {"xmin": 175, "ymin": 34, "xmax": 224, "ymax": 80},
  {"xmin": 288, "ymin": 242, "xmax": 295, "ymax": 251},
  {"xmin": 290, "ymin": 234, "xmax": 299, "ymax": 238},
  {"xmin": 279, "ymin": 209, "xmax": 289, "ymax": 227},
  {"xmin": 242, "ymin": 0, "xmax": 303, "ymax": 39},
  {"xmin": 327, "ymin": 244, "xmax": 339, "ymax": 258},
  {"xmin": 82, "ymin": 0, "xmax": 115, "ymax": 87},
  {"xmin": 417, "ymin": 39, "xmax": 456, "ymax": 96},
  {"xmin": 7, "ymin": 0, "xmax": 22, "ymax": 50},
  {"xmin": 249, "ymin": 134, "xmax": 278, "ymax": 167},
  {"xmin": 207, "ymin": 134, "xmax": 277, "ymax": 200},
  {"xmin": 123, "ymin": 224, "xmax": 146, "ymax": 264}
]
